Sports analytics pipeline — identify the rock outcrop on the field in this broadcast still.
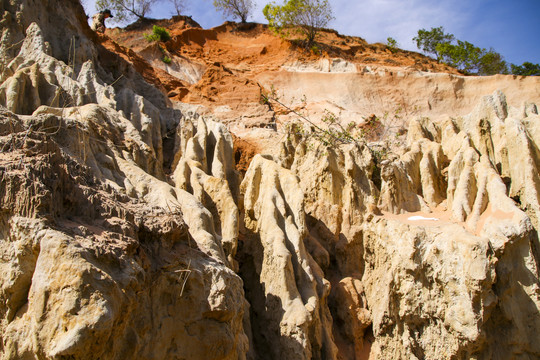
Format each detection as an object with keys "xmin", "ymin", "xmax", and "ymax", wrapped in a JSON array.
[
  {"xmin": 239, "ymin": 154, "xmax": 337, "ymax": 359},
  {"xmin": 1, "ymin": 1, "xmax": 248, "ymax": 359},
  {"xmin": 172, "ymin": 113, "xmax": 240, "ymax": 270},
  {"xmin": 0, "ymin": 106, "xmax": 248, "ymax": 359},
  {"xmin": 255, "ymin": 90, "xmax": 540, "ymax": 359},
  {"xmin": 1, "ymin": 1, "xmax": 539, "ymax": 359},
  {"xmin": 364, "ymin": 91, "xmax": 539, "ymax": 359}
]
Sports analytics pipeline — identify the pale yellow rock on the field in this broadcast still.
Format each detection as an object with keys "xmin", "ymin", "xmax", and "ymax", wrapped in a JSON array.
[
  {"xmin": 379, "ymin": 139, "xmax": 448, "ymax": 214},
  {"xmin": 361, "ymin": 219, "xmax": 497, "ymax": 359},
  {"xmin": 331, "ymin": 277, "xmax": 372, "ymax": 356},
  {"xmin": 278, "ymin": 138, "xmax": 379, "ymax": 275},
  {"xmin": 0, "ymin": 106, "xmax": 249, "ymax": 360},
  {"xmin": 1, "ymin": 0, "xmax": 540, "ymax": 359},
  {"xmin": 240, "ymin": 154, "xmax": 337, "ymax": 360},
  {"xmin": 0, "ymin": 3, "xmax": 249, "ymax": 357},
  {"xmin": 172, "ymin": 115, "xmax": 240, "ymax": 270}
]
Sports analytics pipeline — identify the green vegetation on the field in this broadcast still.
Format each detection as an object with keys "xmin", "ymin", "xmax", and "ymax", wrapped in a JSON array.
[
  {"xmin": 263, "ymin": 0, "xmax": 334, "ymax": 47},
  {"xmin": 261, "ymin": 88, "xmax": 357, "ymax": 147},
  {"xmin": 477, "ymin": 48, "xmax": 509, "ymax": 75},
  {"xmin": 261, "ymin": 87, "xmax": 406, "ymax": 158},
  {"xmin": 436, "ymin": 40, "xmax": 483, "ymax": 74},
  {"xmin": 413, "ymin": 26, "xmax": 538, "ymax": 76},
  {"xmin": 511, "ymin": 62, "xmax": 540, "ymax": 76},
  {"xmin": 156, "ymin": 43, "xmax": 173, "ymax": 63},
  {"xmin": 96, "ymin": 0, "xmax": 159, "ymax": 22},
  {"xmin": 413, "ymin": 26, "xmax": 454, "ymax": 60},
  {"xmin": 413, "ymin": 27, "xmax": 507, "ymax": 75},
  {"xmin": 144, "ymin": 25, "xmax": 171, "ymax": 42},
  {"xmin": 213, "ymin": 0, "xmax": 254, "ymax": 23},
  {"xmin": 386, "ymin": 37, "xmax": 398, "ymax": 53}
]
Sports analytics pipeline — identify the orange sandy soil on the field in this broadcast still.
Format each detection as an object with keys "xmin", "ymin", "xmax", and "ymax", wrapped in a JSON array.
[
  {"xmin": 96, "ymin": 16, "xmax": 461, "ymax": 170},
  {"xmin": 381, "ymin": 201, "xmax": 515, "ymax": 237},
  {"xmin": 102, "ymin": 17, "xmax": 460, "ymax": 108}
]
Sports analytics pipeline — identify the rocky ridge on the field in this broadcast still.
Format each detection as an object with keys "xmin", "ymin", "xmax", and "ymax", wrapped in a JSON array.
[{"xmin": 0, "ymin": 1, "xmax": 539, "ymax": 359}]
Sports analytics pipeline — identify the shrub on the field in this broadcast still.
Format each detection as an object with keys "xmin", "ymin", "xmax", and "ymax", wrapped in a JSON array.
[
  {"xmin": 436, "ymin": 41, "xmax": 508, "ymax": 75},
  {"xmin": 162, "ymin": 56, "xmax": 172, "ymax": 64},
  {"xmin": 169, "ymin": 0, "xmax": 188, "ymax": 16},
  {"xmin": 386, "ymin": 37, "xmax": 398, "ymax": 53},
  {"xmin": 263, "ymin": 0, "xmax": 334, "ymax": 47},
  {"xmin": 144, "ymin": 25, "xmax": 171, "ymax": 42},
  {"xmin": 414, "ymin": 26, "xmax": 508, "ymax": 75},
  {"xmin": 413, "ymin": 26, "xmax": 454, "ymax": 60}
]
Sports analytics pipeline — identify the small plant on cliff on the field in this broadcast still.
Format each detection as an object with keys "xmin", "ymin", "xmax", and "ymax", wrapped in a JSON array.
[
  {"xmin": 213, "ymin": 0, "xmax": 254, "ymax": 23},
  {"xmin": 162, "ymin": 55, "xmax": 172, "ymax": 64},
  {"xmin": 263, "ymin": 0, "xmax": 334, "ymax": 47},
  {"xmin": 386, "ymin": 37, "xmax": 399, "ymax": 53},
  {"xmin": 262, "ymin": 90, "xmax": 368, "ymax": 147},
  {"xmin": 144, "ymin": 25, "xmax": 171, "ymax": 42},
  {"xmin": 261, "ymin": 86, "xmax": 411, "ymax": 161},
  {"xmin": 96, "ymin": 0, "xmax": 159, "ymax": 23}
]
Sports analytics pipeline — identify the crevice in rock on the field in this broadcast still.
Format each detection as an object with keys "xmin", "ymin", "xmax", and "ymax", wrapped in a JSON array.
[{"xmin": 236, "ymin": 233, "xmax": 272, "ymax": 359}]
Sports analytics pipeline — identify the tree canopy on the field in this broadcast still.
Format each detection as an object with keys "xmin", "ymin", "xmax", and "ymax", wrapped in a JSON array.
[
  {"xmin": 96, "ymin": 0, "xmax": 160, "ymax": 23},
  {"xmin": 511, "ymin": 62, "xmax": 540, "ymax": 76},
  {"xmin": 213, "ymin": 0, "xmax": 254, "ymax": 23},
  {"xmin": 435, "ymin": 41, "xmax": 508, "ymax": 75},
  {"xmin": 413, "ymin": 27, "xmax": 508, "ymax": 75},
  {"xmin": 413, "ymin": 26, "xmax": 454, "ymax": 60},
  {"xmin": 263, "ymin": 0, "xmax": 334, "ymax": 47}
]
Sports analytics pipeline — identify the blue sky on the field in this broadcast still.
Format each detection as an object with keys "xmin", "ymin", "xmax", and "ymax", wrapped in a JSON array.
[{"xmin": 83, "ymin": 0, "xmax": 540, "ymax": 66}]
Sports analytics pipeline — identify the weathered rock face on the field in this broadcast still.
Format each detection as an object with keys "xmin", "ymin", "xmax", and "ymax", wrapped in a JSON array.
[
  {"xmin": 254, "ymin": 90, "xmax": 539, "ymax": 359},
  {"xmin": 0, "ymin": 108, "xmax": 247, "ymax": 360},
  {"xmin": 0, "ymin": 1, "xmax": 248, "ymax": 359},
  {"xmin": 172, "ymin": 114, "xmax": 240, "ymax": 270},
  {"xmin": 1, "ymin": 1, "xmax": 540, "ymax": 360},
  {"xmin": 360, "ymin": 91, "xmax": 540, "ymax": 359},
  {"xmin": 239, "ymin": 154, "xmax": 337, "ymax": 360}
]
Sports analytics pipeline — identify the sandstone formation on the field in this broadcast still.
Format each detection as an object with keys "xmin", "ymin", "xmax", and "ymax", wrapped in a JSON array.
[
  {"xmin": 106, "ymin": 18, "xmax": 540, "ymax": 150},
  {"xmin": 172, "ymin": 113, "xmax": 240, "ymax": 270},
  {"xmin": 1, "ymin": 0, "xmax": 540, "ymax": 359},
  {"xmin": 240, "ymin": 154, "xmax": 337, "ymax": 360},
  {"xmin": 1, "ymin": 1, "xmax": 247, "ymax": 359}
]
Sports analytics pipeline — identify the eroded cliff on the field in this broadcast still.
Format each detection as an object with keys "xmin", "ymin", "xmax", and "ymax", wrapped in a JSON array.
[{"xmin": 1, "ymin": 1, "xmax": 540, "ymax": 359}]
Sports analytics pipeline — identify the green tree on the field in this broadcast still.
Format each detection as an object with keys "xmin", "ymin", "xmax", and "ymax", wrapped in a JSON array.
[
  {"xmin": 436, "ymin": 40, "xmax": 483, "ymax": 73},
  {"xmin": 263, "ymin": 0, "xmax": 334, "ymax": 47},
  {"xmin": 96, "ymin": 0, "xmax": 160, "ymax": 23},
  {"xmin": 144, "ymin": 25, "xmax": 171, "ymax": 42},
  {"xmin": 413, "ymin": 26, "xmax": 455, "ymax": 60},
  {"xmin": 511, "ymin": 62, "xmax": 540, "ymax": 76},
  {"xmin": 436, "ymin": 41, "xmax": 508, "ymax": 75},
  {"xmin": 213, "ymin": 0, "xmax": 254, "ymax": 23},
  {"xmin": 478, "ymin": 48, "xmax": 508, "ymax": 75}
]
